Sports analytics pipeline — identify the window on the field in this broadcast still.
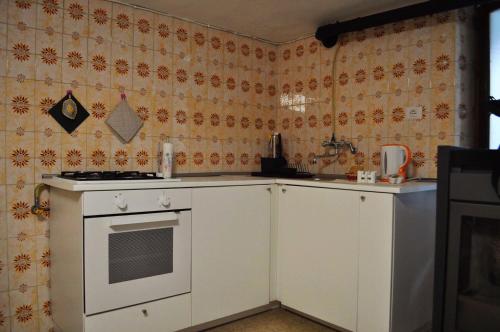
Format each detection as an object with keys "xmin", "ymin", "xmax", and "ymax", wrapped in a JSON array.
[
  {"xmin": 108, "ymin": 228, "xmax": 173, "ymax": 284},
  {"xmin": 482, "ymin": 4, "xmax": 500, "ymax": 148},
  {"xmin": 490, "ymin": 9, "xmax": 500, "ymax": 148}
]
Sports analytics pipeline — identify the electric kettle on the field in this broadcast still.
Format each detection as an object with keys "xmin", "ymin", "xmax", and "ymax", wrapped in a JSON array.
[{"xmin": 380, "ymin": 144, "xmax": 411, "ymax": 181}]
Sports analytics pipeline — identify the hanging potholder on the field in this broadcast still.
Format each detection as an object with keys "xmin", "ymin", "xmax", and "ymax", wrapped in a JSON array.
[
  {"xmin": 48, "ymin": 90, "xmax": 89, "ymax": 134},
  {"xmin": 106, "ymin": 95, "xmax": 143, "ymax": 143}
]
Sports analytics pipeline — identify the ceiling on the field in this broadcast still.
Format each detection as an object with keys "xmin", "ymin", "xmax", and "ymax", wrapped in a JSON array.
[{"xmin": 121, "ymin": 0, "xmax": 427, "ymax": 44}]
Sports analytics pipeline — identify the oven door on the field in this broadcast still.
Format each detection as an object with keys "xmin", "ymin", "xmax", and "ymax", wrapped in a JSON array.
[
  {"xmin": 84, "ymin": 211, "xmax": 191, "ymax": 315},
  {"xmin": 444, "ymin": 202, "xmax": 500, "ymax": 332}
]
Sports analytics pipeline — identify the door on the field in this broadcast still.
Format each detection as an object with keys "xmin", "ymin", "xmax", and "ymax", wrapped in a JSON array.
[
  {"xmin": 84, "ymin": 211, "xmax": 191, "ymax": 315},
  {"xmin": 357, "ymin": 192, "xmax": 393, "ymax": 332},
  {"xmin": 191, "ymin": 185, "xmax": 271, "ymax": 325},
  {"xmin": 277, "ymin": 185, "xmax": 359, "ymax": 331}
]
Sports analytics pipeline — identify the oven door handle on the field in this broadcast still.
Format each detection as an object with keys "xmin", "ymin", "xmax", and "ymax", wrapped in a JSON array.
[{"xmin": 109, "ymin": 211, "xmax": 179, "ymax": 227}]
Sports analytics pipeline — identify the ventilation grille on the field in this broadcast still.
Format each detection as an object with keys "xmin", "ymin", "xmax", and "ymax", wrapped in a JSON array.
[{"xmin": 109, "ymin": 228, "xmax": 173, "ymax": 284}]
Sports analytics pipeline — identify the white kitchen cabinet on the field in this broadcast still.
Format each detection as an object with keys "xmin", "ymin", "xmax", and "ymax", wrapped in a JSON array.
[
  {"xmin": 357, "ymin": 192, "xmax": 393, "ymax": 332},
  {"xmin": 277, "ymin": 185, "xmax": 436, "ymax": 332},
  {"xmin": 277, "ymin": 185, "xmax": 360, "ymax": 331},
  {"xmin": 357, "ymin": 191, "xmax": 436, "ymax": 332},
  {"xmin": 191, "ymin": 185, "xmax": 272, "ymax": 325}
]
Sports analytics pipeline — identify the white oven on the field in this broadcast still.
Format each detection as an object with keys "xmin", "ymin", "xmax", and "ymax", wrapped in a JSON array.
[{"xmin": 83, "ymin": 189, "xmax": 191, "ymax": 315}]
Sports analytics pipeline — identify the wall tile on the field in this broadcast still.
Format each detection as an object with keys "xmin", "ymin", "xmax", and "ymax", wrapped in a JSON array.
[
  {"xmin": 278, "ymin": 9, "xmax": 473, "ymax": 178},
  {"xmin": 37, "ymin": 0, "xmax": 64, "ymax": 32},
  {"xmin": 89, "ymin": 0, "xmax": 111, "ymax": 40},
  {"xmin": 0, "ymin": 1, "xmax": 476, "ymax": 328},
  {"xmin": 63, "ymin": 0, "xmax": 89, "ymax": 37}
]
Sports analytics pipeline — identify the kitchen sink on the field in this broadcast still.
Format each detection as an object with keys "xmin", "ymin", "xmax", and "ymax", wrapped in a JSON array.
[
  {"xmin": 312, "ymin": 174, "xmax": 349, "ymax": 181},
  {"xmin": 179, "ymin": 173, "xmax": 223, "ymax": 177}
]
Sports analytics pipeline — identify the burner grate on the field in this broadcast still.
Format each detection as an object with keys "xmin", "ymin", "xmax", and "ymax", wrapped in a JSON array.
[{"xmin": 59, "ymin": 171, "xmax": 163, "ymax": 181}]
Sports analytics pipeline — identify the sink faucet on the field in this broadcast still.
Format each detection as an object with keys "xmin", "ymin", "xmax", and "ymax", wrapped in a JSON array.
[{"xmin": 313, "ymin": 133, "xmax": 357, "ymax": 164}]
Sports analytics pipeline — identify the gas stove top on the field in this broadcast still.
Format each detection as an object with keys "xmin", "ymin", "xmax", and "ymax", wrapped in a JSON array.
[{"xmin": 58, "ymin": 171, "xmax": 165, "ymax": 181}]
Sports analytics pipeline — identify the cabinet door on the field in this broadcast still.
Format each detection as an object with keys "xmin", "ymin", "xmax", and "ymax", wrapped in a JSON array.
[
  {"xmin": 357, "ymin": 192, "xmax": 393, "ymax": 332},
  {"xmin": 192, "ymin": 186, "xmax": 271, "ymax": 325},
  {"xmin": 277, "ymin": 185, "xmax": 359, "ymax": 331}
]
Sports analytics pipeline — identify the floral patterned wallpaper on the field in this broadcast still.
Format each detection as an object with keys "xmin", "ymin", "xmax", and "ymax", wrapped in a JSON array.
[
  {"xmin": 0, "ymin": 0, "xmax": 476, "ymax": 330},
  {"xmin": 276, "ymin": 9, "xmax": 476, "ymax": 177},
  {"xmin": 0, "ymin": 0, "xmax": 278, "ymax": 330}
]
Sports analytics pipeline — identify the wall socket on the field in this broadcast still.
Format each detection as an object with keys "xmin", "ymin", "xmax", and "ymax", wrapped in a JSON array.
[{"xmin": 406, "ymin": 106, "xmax": 423, "ymax": 120}]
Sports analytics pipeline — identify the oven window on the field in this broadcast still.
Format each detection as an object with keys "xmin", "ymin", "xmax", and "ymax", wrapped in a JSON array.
[
  {"xmin": 456, "ymin": 216, "xmax": 500, "ymax": 332},
  {"xmin": 108, "ymin": 228, "xmax": 173, "ymax": 284}
]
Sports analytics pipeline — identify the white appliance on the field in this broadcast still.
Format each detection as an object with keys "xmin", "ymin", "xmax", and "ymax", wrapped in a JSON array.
[
  {"xmin": 84, "ymin": 192, "xmax": 192, "ymax": 314},
  {"xmin": 380, "ymin": 144, "xmax": 411, "ymax": 181},
  {"xmin": 84, "ymin": 208, "xmax": 191, "ymax": 315},
  {"xmin": 46, "ymin": 176, "xmax": 193, "ymax": 332}
]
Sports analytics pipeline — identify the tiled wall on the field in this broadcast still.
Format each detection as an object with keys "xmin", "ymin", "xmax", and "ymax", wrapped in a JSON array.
[
  {"xmin": 0, "ymin": 0, "xmax": 278, "ymax": 330},
  {"xmin": 0, "ymin": 0, "xmax": 476, "ymax": 330},
  {"xmin": 276, "ymin": 9, "xmax": 476, "ymax": 178}
]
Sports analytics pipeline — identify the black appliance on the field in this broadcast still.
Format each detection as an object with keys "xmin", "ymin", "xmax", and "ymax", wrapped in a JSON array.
[
  {"xmin": 433, "ymin": 146, "xmax": 500, "ymax": 332},
  {"xmin": 58, "ymin": 171, "xmax": 164, "ymax": 181},
  {"xmin": 251, "ymin": 157, "xmax": 314, "ymax": 179},
  {"xmin": 252, "ymin": 133, "xmax": 314, "ymax": 179},
  {"xmin": 269, "ymin": 132, "xmax": 283, "ymax": 159}
]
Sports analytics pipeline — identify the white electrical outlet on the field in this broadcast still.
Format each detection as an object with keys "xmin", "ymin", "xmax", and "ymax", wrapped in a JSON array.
[{"xmin": 406, "ymin": 106, "xmax": 423, "ymax": 120}]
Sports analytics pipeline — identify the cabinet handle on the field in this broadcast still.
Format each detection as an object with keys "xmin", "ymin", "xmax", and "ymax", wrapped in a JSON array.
[
  {"xmin": 282, "ymin": 188, "xmax": 286, "ymax": 193},
  {"xmin": 142, "ymin": 309, "xmax": 148, "ymax": 317},
  {"xmin": 267, "ymin": 187, "xmax": 272, "ymax": 193},
  {"xmin": 360, "ymin": 195, "xmax": 366, "ymax": 202}
]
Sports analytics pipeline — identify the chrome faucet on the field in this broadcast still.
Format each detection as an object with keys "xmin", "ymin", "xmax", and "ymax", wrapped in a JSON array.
[{"xmin": 313, "ymin": 133, "xmax": 357, "ymax": 164}]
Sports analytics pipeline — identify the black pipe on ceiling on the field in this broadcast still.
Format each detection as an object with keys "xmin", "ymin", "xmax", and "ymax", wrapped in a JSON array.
[{"xmin": 315, "ymin": 0, "xmax": 497, "ymax": 48}]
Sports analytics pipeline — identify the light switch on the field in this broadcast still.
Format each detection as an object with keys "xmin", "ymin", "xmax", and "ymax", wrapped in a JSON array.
[{"xmin": 406, "ymin": 106, "xmax": 423, "ymax": 120}]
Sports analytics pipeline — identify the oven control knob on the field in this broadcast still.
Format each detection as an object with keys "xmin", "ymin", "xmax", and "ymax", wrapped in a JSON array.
[
  {"xmin": 158, "ymin": 192, "xmax": 171, "ymax": 208},
  {"xmin": 114, "ymin": 194, "xmax": 127, "ymax": 210}
]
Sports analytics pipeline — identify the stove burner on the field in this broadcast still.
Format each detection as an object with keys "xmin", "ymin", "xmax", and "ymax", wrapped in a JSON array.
[{"xmin": 59, "ymin": 171, "xmax": 163, "ymax": 181}]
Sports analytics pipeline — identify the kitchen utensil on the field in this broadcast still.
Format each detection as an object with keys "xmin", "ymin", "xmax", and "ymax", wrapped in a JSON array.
[
  {"xmin": 269, "ymin": 133, "xmax": 283, "ymax": 158},
  {"xmin": 261, "ymin": 157, "xmax": 287, "ymax": 173},
  {"xmin": 48, "ymin": 90, "xmax": 89, "ymax": 134},
  {"xmin": 106, "ymin": 94, "xmax": 143, "ymax": 143},
  {"xmin": 381, "ymin": 144, "xmax": 411, "ymax": 181},
  {"xmin": 62, "ymin": 94, "xmax": 78, "ymax": 119}
]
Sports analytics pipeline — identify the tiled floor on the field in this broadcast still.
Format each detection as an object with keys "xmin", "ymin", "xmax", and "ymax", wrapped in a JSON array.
[{"xmin": 204, "ymin": 308, "xmax": 338, "ymax": 332}]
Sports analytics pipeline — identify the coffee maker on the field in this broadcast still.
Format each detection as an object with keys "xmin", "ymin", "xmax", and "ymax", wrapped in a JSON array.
[
  {"xmin": 251, "ymin": 133, "xmax": 313, "ymax": 178},
  {"xmin": 260, "ymin": 133, "xmax": 287, "ymax": 172},
  {"xmin": 269, "ymin": 132, "xmax": 283, "ymax": 159}
]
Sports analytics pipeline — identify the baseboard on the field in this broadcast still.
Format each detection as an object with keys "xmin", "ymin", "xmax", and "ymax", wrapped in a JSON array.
[
  {"xmin": 281, "ymin": 305, "xmax": 351, "ymax": 332},
  {"xmin": 180, "ymin": 302, "xmax": 428, "ymax": 332},
  {"xmin": 181, "ymin": 301, "xmax": 281, "ymax": 332}
]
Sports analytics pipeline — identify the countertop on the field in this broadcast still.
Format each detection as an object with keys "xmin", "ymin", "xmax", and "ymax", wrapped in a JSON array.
[{"xmin": 43, "ymin": 175, "xmax": 436, "ymax": 194}]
